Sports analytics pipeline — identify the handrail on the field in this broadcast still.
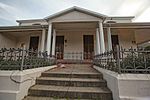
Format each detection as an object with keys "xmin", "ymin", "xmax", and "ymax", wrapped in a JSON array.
[{"xmin": 0, "ymin": 48, "xmax": 56, "ymax": 71}]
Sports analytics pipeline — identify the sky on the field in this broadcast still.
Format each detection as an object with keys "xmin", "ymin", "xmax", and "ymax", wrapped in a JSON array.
[{"xmin": 0, "ymin": 0, "xmax": 150, "ymax": 26}]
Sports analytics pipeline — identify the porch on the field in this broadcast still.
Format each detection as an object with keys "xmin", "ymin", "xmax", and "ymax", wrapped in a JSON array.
[{"xmin": 0, "ymin": 22, "xmax": 150, "ymax": 62}]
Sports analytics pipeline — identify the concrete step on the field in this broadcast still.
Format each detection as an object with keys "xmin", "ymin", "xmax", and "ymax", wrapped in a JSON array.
[
  {"xmin": 23, "ymin": 96, "xmax": 91, "ymax": 100},
  {"xmin": 41, "ymin": 72, "xmax": 103, "ymax": 79},
  {"xmin": 29, "ymin": 85, "xmax": 112, "ymax": 99},
  {"xmin": 36, "ymin": 77, "xmax": 107, "ymax": 87}
]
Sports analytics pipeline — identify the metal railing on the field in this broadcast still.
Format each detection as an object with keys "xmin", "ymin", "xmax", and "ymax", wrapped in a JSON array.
[
  {"xmin": 56, "ymin": 52, "xmax": 93, "ymax": 64},
  {"xmin": 0, "ymin": 48, "xmax": 56, "ymax": 71},
  {"xmin": 93, "ymin": 46, "xmax": 150, "ymax": 74}
]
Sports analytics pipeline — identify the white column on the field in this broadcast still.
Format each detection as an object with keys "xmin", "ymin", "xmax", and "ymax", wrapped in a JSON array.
[
  {"xmin": 46, "ymin": 23, "xmax": 52, "ymax": 55},
  {"xmin": 41, "ymin": 29, "xmax": 46, "ymax": 52},
  {"xmin": 51, "ymin": 29, "xmax": 56, "ymax": 56},
  {"xmin": 107, "ymin": 27, "xmax": 112, "ymax": 51},
  {"xmin": 96, "ymin": 28, "xmax": 101, "ymax": 54},
  {"xmin": 99, "ymin": 22, "xmax": 105, "ymax": 53}
]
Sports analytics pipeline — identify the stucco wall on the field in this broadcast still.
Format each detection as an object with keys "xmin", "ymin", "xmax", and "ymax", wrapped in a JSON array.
[
  {"xmin": 94, "ymin": 66, "xmax": 150, "ymax": 100},
  {"xmin": 0, "ymin": 65, "xmax": 57, "ymax": 100},
  {"xmin": 0, "ymin": 31, "xmax": 42, "ymax": 51},
  {"xmin": 2, "ymin": 28, "xmax": 149, "ymax": 52},
  {"xmin": 111, "ymin": 29, "xmax": 137, "ymax": 49},
  {"xmin": 135, "ymin": 29, "xmax": 150, "ymax": 44},
  {"xmin": 16, "ymin": 32, "xmax": 42, "ymax": 51},
  {"xmin": 56, "ymin": 31, "xmax": 96, "ymax": 54},
  {"xmin": 0, "ymin": 33, "xmax": 17, "ymax": 48}
]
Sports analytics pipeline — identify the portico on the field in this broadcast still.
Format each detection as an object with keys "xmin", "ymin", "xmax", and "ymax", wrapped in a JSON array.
[{"xmin": 45, "ymin": 21, "xmax": 109, "ymax": 59}]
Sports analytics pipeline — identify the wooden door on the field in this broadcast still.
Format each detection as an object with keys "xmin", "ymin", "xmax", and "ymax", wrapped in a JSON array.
[
  {"xmin": 111, "ymin": 35, "xmax": 119, "ymax": 50},
  {"xmin": 29, "ymin": 36, "xmax": 39, "ymax": 51},
  {"xmin": 83, "ymin": 35, "xmax": 94, "ymax": 59},
  {"xmin": 111, "ymin": 35, "xmax": 119, "ymax": 59},
  {"xmin": 55, "ymin": 36, "xmax": 64, "ymax": 59}
]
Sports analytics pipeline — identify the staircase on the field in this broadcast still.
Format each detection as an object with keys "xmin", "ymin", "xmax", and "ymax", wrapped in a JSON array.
[{"xmin": 23, "ymin": 64, "xmax": 112, "ymax": 100}]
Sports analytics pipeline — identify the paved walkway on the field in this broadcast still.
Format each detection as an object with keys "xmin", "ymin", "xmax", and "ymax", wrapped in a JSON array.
[
  {"xmin": 23, "ymin": 64, "xmax": 112, "ymax": 100},
  {"xmin": 46, "ymin": 64, "xmax": 99, "ymax": 74}
]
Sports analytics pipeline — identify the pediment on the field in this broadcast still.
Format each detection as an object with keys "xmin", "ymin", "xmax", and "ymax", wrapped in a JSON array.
[{"xmin": 45, "ymin": 6, "xmax": 107, "ymax": 22}]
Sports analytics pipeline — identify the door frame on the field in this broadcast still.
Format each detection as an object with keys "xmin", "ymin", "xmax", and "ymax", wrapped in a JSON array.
[
  {"xmin": 55, "ymin": 36, "xmax": 64, "ymax": 59},
  {"xmin": 83, "ymin": 35, "xmax": 94, "ymax": 60},
  {"xmin": 29, "ymin": 36, "xmax": 40, "ymax": 51}
]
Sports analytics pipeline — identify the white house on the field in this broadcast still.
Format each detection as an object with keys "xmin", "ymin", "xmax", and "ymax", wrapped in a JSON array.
[
  {"xmin": 0, "ymin": 6, "xmax": 150, "ymax": 100},
  {"xmin": 0, "ymin": 6, "xmax": 150, "ymax": 59}
]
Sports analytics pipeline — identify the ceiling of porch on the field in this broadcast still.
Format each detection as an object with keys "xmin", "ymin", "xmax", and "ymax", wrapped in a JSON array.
[
  {"xmin": 1, "ymin": 30, "xmax": 42, "ymax": 38},
  {"xmin": 53, "ymin": 22, "xmax": 98, "ymax": 32}
]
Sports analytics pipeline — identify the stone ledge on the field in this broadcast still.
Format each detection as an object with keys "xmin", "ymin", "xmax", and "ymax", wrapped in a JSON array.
[{"xmin": 0, "ymin": 65, "xmax": 57, "ymax": 100}]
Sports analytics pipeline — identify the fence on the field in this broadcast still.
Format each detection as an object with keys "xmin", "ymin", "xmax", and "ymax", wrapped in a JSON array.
[
  {"xmin": 56, "ymin": 52, "xmax": 93, "ymax": 64},
  {"xmin": 0, "ymin": 48, "xmax": 56, "ymax": 71},
  {"xmin": 93, "ymin": 46, "xmax": 150, "ymax": 74}
]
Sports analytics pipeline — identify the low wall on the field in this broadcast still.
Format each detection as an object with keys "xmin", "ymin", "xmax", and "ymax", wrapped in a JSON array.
[
  {"xmin": 0, "ymin": 65, "xmax": 57, "ymax": 100},
  {"xmin": 93, "ymin": 66, "xmax": 150, "ymax": 100}
]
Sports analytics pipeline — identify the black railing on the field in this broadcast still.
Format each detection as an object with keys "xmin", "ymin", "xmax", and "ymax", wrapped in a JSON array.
[
  {"xmin": 56, "ymin": 52, "xmax": 93, "ymax": 64},
  {"xmin": 93, "ymin": 46, "xmax": 150, "ymax": 74},
  {"xmin": 0, "ymin": 48, "xmax": 56, "ymax": 71}
]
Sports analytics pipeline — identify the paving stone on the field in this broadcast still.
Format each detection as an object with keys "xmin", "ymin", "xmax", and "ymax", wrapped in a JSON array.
[
  {"xmin": 23, "ymin": 96, "xmax": 91, "ymax": 100},
  {"xmin": 36, "ymin": 77, "xmax": 106, "ymax": 87}
]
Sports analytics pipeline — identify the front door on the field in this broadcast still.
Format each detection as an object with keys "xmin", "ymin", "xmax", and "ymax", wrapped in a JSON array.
[
  {"xmin": 29, "ymin": 36, "xmax": 39, "ymax": 51},
  {"xmin": 111, "ymin": 35, "xmax": 119, "ymax": 58},
  {"xmin": 83, "ymin": 35, "xmax": 94, "ymax": 59},
  {"xmin": 56, "ymin": 36, "xmax": 64, "ymax": 59},
  {"xmin": 111, "ymin": 35, "xmax": 119, "ymax": 50}
]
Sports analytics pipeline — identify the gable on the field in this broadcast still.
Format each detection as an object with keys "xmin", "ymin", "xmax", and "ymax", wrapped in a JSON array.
[{"xmin": 50, "ymin": 11, "xmax": 102, "ymax": 22}]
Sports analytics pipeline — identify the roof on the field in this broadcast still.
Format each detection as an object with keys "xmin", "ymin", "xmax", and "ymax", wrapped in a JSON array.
[
  {"xmin": 44, "ymin": 6, "xmax": 108, "ymax": 20},
  {"xmin": 106, "ymin": 16, "xmax": 134, "ymax": 20},
  {"xmin": 104, "ymin": 22, "xmax": 150, "ymax": 28},
  {"xmin": 16, "ymin": 6, "xmax": 135, "ymax": 23},
  {"xmin": 16, "ymin": 19, "xmax": 46, "ymax": 23},
  {"xmin": 0, "ymin": 25, "xmax": 48, "ymax": 32},
  {"xmin": 1, "ymin": 22, "xmax": 150, "ymax": 32}
]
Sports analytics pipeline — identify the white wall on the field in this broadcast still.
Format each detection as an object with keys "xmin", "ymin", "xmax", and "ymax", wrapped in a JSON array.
[
  {"xmin": 0, "ymin": 65, "xmax": 57, "ymax": 100},
  {"xmin": 0, "ymin": 33, "xmax": 17, "ymax": 48},
  {"xmin": 94, "ymin": 66, "xmax": 150, "ymax": 100},
  {"xmin": 94, "ymin": 66, "xmax": 120, "ymax": 100},
  {"xmin": 135, "ymin": 29, "xmax": 150, "ymax": 44},
  {"xmin": 16, "ymin": 32, "xmax": 42, "ymax": 51},
  {"xmin": 110, "ymin": 29, "xmax": 137, "ymax": 49},
  {"xmin": 56, "ymin": 31, "xmax": 96, "ymax": 54},
  {"xmin": 0, "ymin": 31, "xmax": 42, "ymax": 51}
]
